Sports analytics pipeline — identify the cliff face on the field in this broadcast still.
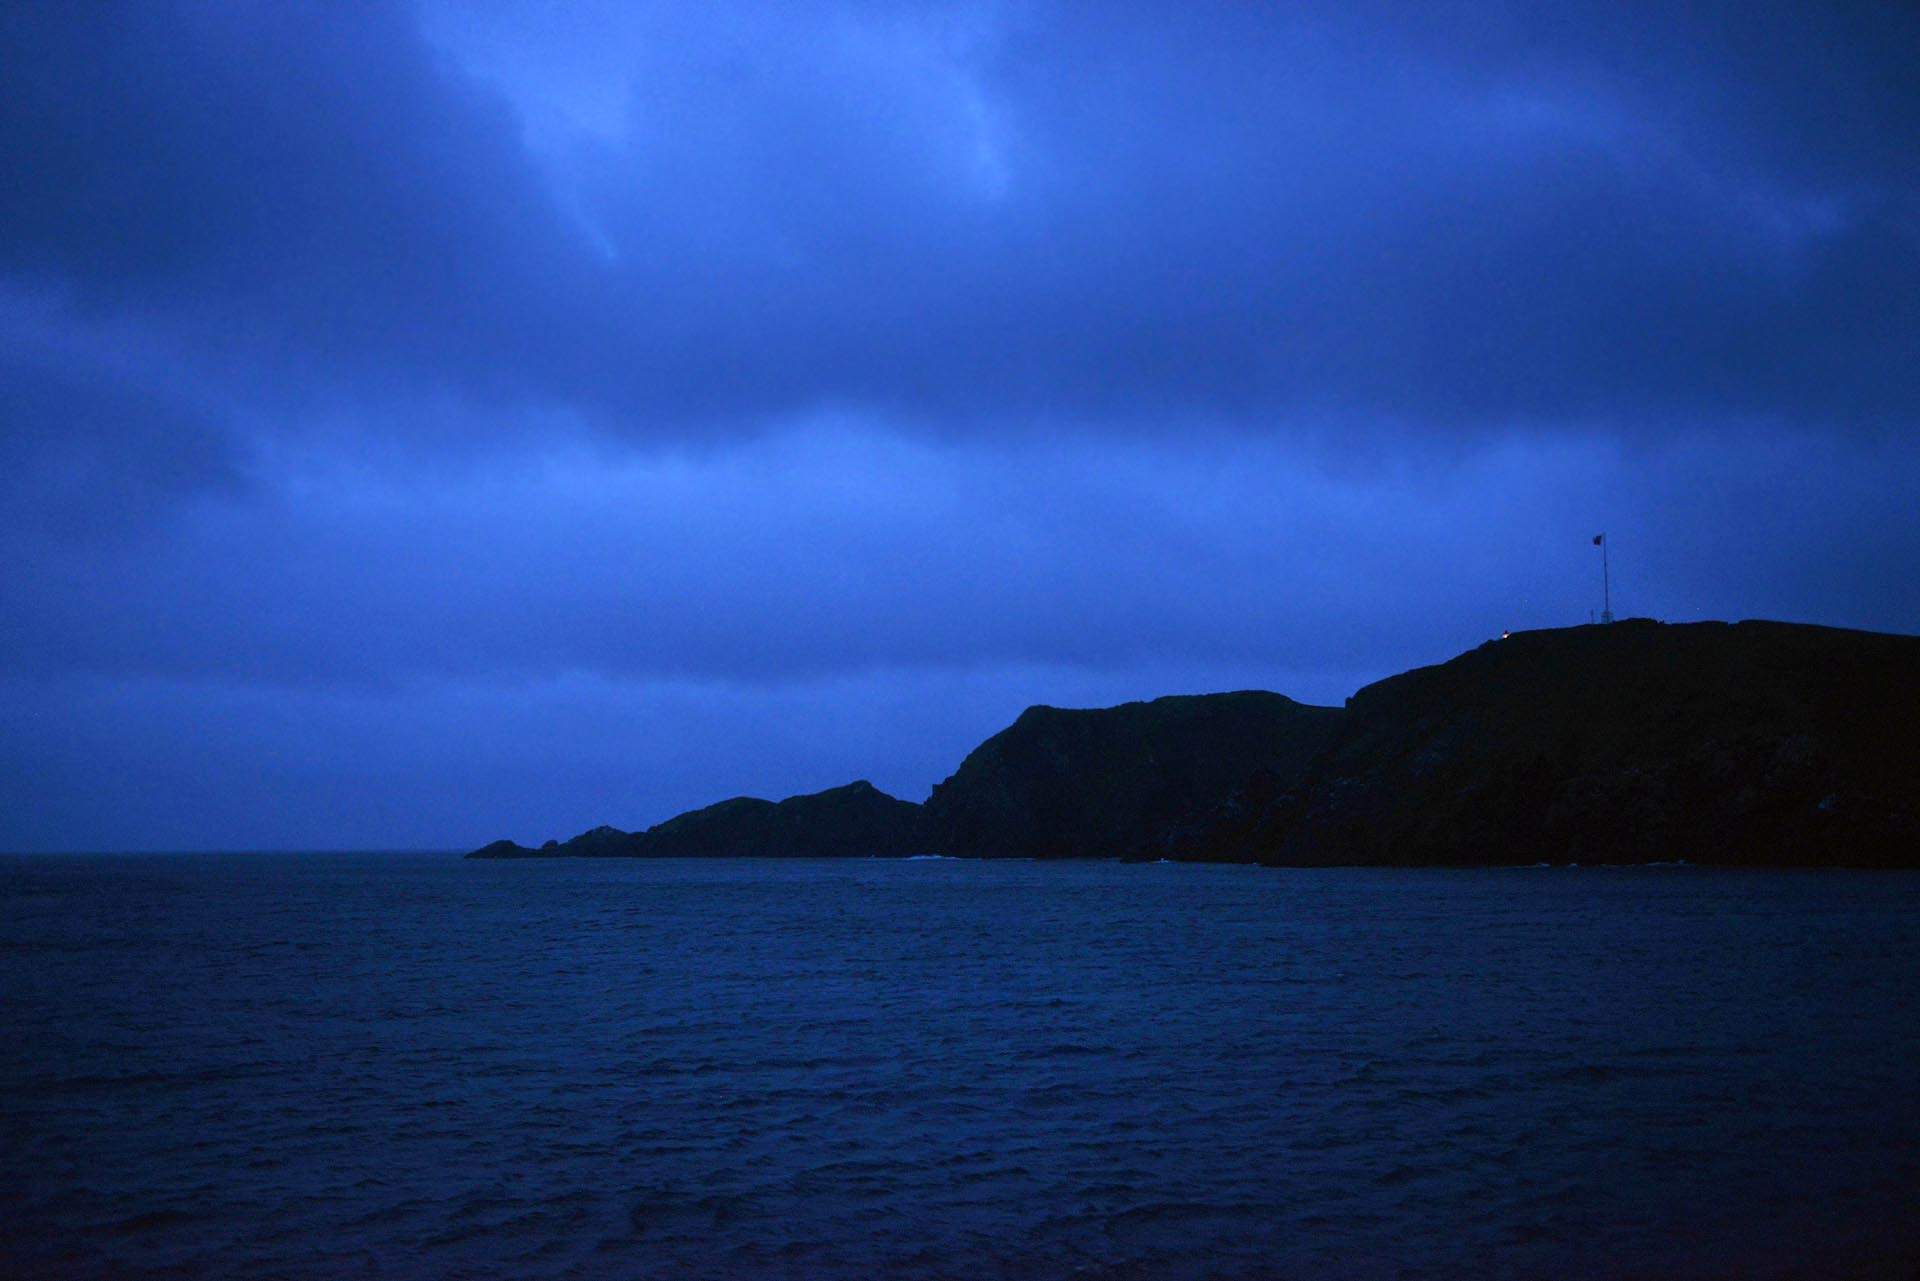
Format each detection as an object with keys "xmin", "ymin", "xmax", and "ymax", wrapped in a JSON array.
[
  {"xmin": 924, "ymin": 692, "xmax": 1343, "ymax": 860},
  {"xmin": 1195, "ymin": 620, "xmax": 1920, "ymax": 867},
  {"xmin": 466, "ymin": 781, "xmax": 930, "ymax": 859}
]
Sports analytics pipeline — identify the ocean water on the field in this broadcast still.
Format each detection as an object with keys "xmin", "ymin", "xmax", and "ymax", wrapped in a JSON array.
[{"xmin": 2, "ymin": 856, "xmax": 1916, "ymax": 1280}]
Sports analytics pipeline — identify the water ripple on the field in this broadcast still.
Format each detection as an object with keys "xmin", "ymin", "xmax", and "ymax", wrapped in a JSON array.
[{"xmin": 1, "ymin": 854, "xmax": 1916, "ymax": 1279}]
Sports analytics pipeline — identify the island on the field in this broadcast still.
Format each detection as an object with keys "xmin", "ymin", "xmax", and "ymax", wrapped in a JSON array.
[{"xmin": 468, "ymin": 619, "xmax": 1920, "ymax": 868}]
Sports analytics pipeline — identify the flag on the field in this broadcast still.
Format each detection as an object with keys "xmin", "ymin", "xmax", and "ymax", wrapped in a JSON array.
[{"xmin": 1593, "ymin": 533, "xmax": 1604, "ymax": 546}]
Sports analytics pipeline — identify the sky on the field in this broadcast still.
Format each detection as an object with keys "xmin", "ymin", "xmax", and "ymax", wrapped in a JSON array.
[{"xmin": 2, "ymin": 1, "xmax": 1917, "ymax": 851}]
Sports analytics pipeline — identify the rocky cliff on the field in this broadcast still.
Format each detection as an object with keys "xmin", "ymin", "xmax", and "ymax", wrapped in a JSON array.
[
  {"xmin": 1190, "ymin": 619, "xmax": 1920, "ymax": 867},
  {"xmin": 923, "ymin": 691, "xmax": 1343, "ymax": 860}
]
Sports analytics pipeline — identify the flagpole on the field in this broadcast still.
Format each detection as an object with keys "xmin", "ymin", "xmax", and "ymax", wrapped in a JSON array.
[
  {"xmin": 1603, "ymin": 536, "xmax": 1610, "ymax": 622},
  {"xmin": 1592, "ymin": 532, "xmax": 1612, "ymax": 623}
]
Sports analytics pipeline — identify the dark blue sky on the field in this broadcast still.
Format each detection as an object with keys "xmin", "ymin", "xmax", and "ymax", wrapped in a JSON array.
[{"xmin": 3, "ymin": 1, "xmax": 1917, "ymax": 850}]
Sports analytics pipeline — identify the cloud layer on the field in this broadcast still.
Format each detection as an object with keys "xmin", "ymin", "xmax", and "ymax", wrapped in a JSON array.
[{"xmin": 2, "ymin": 1, "xmax": 1916, "ymax": 847}]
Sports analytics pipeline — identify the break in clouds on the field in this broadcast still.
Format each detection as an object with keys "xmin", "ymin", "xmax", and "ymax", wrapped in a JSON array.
[{"xmin": 2, "ymin": 1, "xmax": 1917, "ymax": 848}]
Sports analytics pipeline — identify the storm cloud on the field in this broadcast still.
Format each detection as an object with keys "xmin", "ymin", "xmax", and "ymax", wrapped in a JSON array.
[{"xmin": 2, "ymin": 1, "xmax": 1916, "ymax": 849}]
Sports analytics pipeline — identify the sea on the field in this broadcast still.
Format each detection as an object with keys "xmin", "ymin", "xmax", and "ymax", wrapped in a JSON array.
[{"xmin": 2, "ymin": 854, "xmax": 1916, "ymax": 1280}]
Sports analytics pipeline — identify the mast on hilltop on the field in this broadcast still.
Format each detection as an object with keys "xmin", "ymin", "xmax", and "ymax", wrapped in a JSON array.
[{"xmin": 1593, "ymin": 533, "xmax": 1613, "ymax": 623}]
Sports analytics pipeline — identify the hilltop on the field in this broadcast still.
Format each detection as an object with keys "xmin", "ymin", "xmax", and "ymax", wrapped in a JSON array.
[{"xmin": 1193, "ymin": 619, "xmax": 1920, "ymax": 867}]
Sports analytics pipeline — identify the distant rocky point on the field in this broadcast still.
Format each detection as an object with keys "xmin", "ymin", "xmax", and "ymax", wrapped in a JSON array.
[
  {"xmin": 468, "ymin": 780, "xmax": 931, "ymax": 860},
  {"xmin": 469, "ymin": 620, "xmax": 1920, "ymax": 867}
]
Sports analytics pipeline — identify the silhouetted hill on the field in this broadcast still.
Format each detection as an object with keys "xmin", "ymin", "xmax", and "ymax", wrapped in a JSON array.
[
  {"xmin": 1190, "ymin": 619, "xmax": 1920, "ymax": 867},
  {"xmin": 466, "ymin": 781, "xmax": 931, "ymax": 859},
  {"xmin": 924, "ymin": 692, "xmax": 1343, "ymax": 859},
  {"xmin": 471, "ymin": 620, "xmax": 1919, "ymax": 868},
  {"xmin": 637, "ymin": 781, "xmax": 932, "ymax": 858},
  {"xmin": 467, "ymin": 824, "xmax": 637, "ymax": 858},
  {"xmin": 469, "ymin": 838, "xmax": 545, "ymax": 859}
]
